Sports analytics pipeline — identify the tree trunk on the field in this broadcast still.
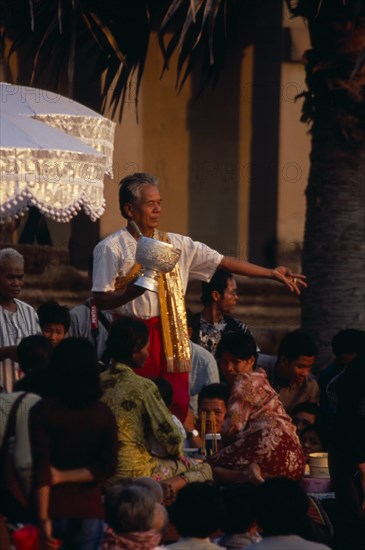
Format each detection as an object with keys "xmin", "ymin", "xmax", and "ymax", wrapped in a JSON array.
[
  {"xmin": 298, "ymin": 3, "xmax": 365, "ymax": 363},
  {"xmin": 301, "ymin": 134, "xmax": 365, "ymax": 363}
]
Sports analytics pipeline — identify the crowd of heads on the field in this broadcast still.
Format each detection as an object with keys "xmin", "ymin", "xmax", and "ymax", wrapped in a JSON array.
[
  {"xmin": 7, "ymin": 259, "xmax": 363, "ymax": 474},
  {"xmin": 167, "ymin": 477, "xmax": 323, "ymax": 544},
  {"xmin": 1, "ymin": 242, "xmax": 365, "ymax": 548},
  {"xmin": 99, "ymin": 475, "xmax": 327, "ymax": 547},
  {"xmin": 11, "ymin": 287, "xmax": 361, "ymax": 478}
]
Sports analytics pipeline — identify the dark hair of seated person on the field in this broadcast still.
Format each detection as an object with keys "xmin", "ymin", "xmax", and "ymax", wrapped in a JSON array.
[
  {"xmin": 37, "ymin": 299, "xmax": 71, "ymax": 332},
  {"xmin": 169, "ymin": 482, "xmax": 223, "ymax": 539},
  {"xmin": 215, "ymin": 332, "xmax": 258, "ymax": 385},
  {"xmin": 277, "ymin": 330, "xmax": 318, "ymax": 362},
  {"xmin": 106, "ymin": 317, "xmax": 149, "ymax": 365},
  {"xmin": 17, "ymin": 335, "xmax": 53, "ymax": 373},
  {"xmin": 215, "ymin": 332, "xmax": 258, "ymax": 363},
  {"xmin": 197, "ymin": 383, "xmax": 230, "ymax": 410},
  {"xmin": 332, "ymin": 329, "xmax": 365, "ymax": 357},
  {"xmin": 219, "ymin": 483, "xmax": 257, "ymax": 535},
  {"xmin": 14, "ymin": 335, "xmax": 53, "ymax": 396},
  {"xmin": 47, "ymin": 337, "xmax": 102, "ymax": 409},
  {"xmin": 255, "ymin": 478, "xmax": 311, "ymax": 537}
]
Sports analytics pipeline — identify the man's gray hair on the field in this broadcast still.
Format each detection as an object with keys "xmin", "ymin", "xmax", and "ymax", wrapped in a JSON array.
[
  {"xmin": 118, "ymin": 172, "xmax": 159, "ymax": 219},
  {"xmin": 0, "ymin": 248, "xmax": 24, "ymax": 270}
]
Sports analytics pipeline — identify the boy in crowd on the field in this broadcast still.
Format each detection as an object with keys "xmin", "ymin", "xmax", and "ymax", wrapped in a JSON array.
[{"xmin": 37, "ymin": 300, "xmax": 70, "ymax": 348}]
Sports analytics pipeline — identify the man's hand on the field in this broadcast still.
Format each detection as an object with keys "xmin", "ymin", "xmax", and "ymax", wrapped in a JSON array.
[
  {"xmin": 219, "ymin": 257, "xmax": 307, "ymax": 295},
  {"xmin": 271, "ymin": 267, "xmax": 307, "ymax": 295},
  {"xmin": 93, "ymin": 283, "xmax": 146, "ymax": 310}
]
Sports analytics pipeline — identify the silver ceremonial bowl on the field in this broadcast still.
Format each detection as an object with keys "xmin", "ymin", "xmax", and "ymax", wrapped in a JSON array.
[{"xmin": 135, "ymin": 236, "xmax": 181, "ymax": 292}]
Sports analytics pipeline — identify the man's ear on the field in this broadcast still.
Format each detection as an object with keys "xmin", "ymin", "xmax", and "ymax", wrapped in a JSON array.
[
  {"xmin": 212, "ymin": 290, "xmax": 221, "ymax": 303},
  {"xmin": 123, "ymin": 202, "xmax": 133, "ymax": 219}
]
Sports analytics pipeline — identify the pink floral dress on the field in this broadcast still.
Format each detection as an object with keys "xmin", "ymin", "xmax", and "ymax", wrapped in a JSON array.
[{"xmin": 209, "ymin": 369, "xmax": 305, "ymax": 479}]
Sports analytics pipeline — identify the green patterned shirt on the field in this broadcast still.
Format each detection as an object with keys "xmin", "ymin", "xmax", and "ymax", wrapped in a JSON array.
[{"xmin": 101, "ymin": 363, "xmax": 183, "ymax": 479}]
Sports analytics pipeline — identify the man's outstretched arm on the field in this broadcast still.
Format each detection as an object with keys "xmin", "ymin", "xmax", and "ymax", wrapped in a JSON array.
[{"xmin": 219, "ymin": 256, "xmax": 307, "ymax": 295}]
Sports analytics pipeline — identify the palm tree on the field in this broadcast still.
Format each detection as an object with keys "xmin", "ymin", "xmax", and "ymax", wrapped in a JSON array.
[
  {"xmin": 284, "ymin": 0, "xmax": 365, "ymax": 360},
  {"xmin": 3, "ymin": 0, "xmax": 364, "ymax": 360}
]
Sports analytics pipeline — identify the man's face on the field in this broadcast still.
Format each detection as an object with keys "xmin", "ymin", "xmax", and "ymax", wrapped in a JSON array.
[
  {"xmin": 292, "ymin": 411, "xmax": 316, "ymax": 434},
  {"xmin": 126, "ymin": 184, "xmax": 162, "ymax": 235},
  {"xmin": 215, "ymin": 277, "xmax": 238, "ymax": 315},
  {"xmin": 42, "ymin": 323, "xmax": 66, "ymax": 347},
  {"xmin": 198, "ymin": 397, "xmax": 227, "ymax": 433},
  {"xmin": 277, "ymin": 355, "xmax": 316, "ymax": 385},
  {"xmin": 219, "ymin": 351, "xmax": 255, "ymax": 385},
  {"xmin": 0, "ymin": 259, "xmax": 24, "ymax": 301}
]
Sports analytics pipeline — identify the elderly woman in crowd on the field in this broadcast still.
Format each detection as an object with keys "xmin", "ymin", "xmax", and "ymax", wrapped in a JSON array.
[
  {"xmin": 209, "ymin": 332, "xmax": 305, "ymax": 484},
  {"xmin": 103, "ymin": 479, "xmax": 167, "ymax": 549}
]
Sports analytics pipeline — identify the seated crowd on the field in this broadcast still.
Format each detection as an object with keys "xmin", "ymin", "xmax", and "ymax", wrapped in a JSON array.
[{"xmin": 0, "ymin": 247, "xmax": 364, "ymax": 550}]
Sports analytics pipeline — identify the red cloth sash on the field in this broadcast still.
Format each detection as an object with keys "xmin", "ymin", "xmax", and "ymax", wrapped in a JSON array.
[{"xmin": 137, "ymin": 316, "xmax": 189, "ymax": 423}]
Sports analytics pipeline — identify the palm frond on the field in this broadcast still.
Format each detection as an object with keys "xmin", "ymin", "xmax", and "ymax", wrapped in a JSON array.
[
  {"xmin": 87, "ymin": 12, "xmax": 126, "ymax": 64},
  {"xmin": 4, "ymin": 0, "xmax": 151, "ymax": 120},
  {"xmin": 4, "ymin": 0, "xmax": 233, "ymax": 117},
  {"xmin": 159, "ymin": 0, "xmax": 227, "ymax": 89}
]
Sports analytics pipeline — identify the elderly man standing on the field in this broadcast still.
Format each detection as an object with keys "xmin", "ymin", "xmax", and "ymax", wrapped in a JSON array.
[
  {"xmin": 0, "ymin": 248, "xmax": 40, "ymax": 392},
  {"xmin": 92, "ymin": 173, "xmax": 305, "ymax": 421}
]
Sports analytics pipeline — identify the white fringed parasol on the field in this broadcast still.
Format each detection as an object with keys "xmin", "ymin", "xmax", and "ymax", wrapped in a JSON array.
[
  {"xmin": 0, "ymin": 113, "xmax": 108, "ymax": 223},
  {"xmin": 0, "ymin": 83, "xmax": 116, "ymax": 177}
]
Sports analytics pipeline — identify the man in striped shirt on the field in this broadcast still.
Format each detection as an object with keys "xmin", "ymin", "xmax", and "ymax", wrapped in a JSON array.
[{"xmin": 0, "ymin": 248, "xmax": 40, "ymax": 392}]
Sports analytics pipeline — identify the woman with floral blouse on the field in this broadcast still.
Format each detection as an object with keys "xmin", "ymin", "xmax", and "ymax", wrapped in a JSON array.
[{"xmin": 209, "ymin": 332, "xmax": 305, "ymax": 484}]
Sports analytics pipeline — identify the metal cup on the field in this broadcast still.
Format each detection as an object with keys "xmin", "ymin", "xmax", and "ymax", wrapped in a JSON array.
[{"xmin": 134, "ymin": 236, "xmax": 181, "ymax": 292}]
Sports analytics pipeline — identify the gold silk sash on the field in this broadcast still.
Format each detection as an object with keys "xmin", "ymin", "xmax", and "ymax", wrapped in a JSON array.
[
  {"xmin": 114, "ymin": 230, "xmax": 191, "ymax": 373},
  {"xmin": 157, "ymin": 231, "xmax": 191, "ymax": 373}
]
